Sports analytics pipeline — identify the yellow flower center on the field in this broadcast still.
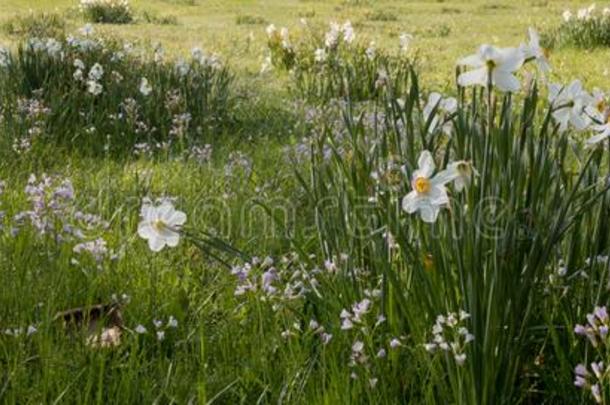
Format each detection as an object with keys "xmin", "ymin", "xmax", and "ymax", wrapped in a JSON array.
[
  {"xmin": 486, "ymin": 59, "xmax": 496, "ymax": 70},
  {"xmin": 424, "ymin": 254, "xmax": 434, "ymax": 271},
  {"xmin": 152, "ymin": 219, "xmax": 167, "ymax": 231},
  {"xmin": 597, "ymin": 100, "xmax": 607, "ymax": 113},
  {"xmin": 542, "ymin": 47, "xmax": 551, "ymax": 60},
  {"xmin": 414, "ymin": 177, "xmax": 431, "ymax": 194},
  {"xmin": 456, "ymin": 161, "xmax": 471, "ymax": 177}
]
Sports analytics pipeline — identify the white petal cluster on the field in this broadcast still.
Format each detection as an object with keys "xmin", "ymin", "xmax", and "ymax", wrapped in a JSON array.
[
  {"xmin": 424, "ymin": 311, "xmax": 474, "ymax": 366},
  {"xmin": 139, "ymin": 77, "xmax": 152, "ymax": 96},
  {"xmin": 137, "ymin": 199, "xmax": 187, "ymax": 252},
  {"xmin": 458, "ymin": 44, "xmax": 524, "ymax": 92},
  {"xmin": 402, "ymin": 151, "xmax": 474, "ymax": 223},
  {"xmin": 548, "ymin": 80, "xmax": 592, "ymax": 132},
  {"xmin": 423, "ymin": 92, "xmax": 457, "ymax": 136},
  {"xmin": 458, "ymin": 28, "xmax": 552, "ymax": 92}
]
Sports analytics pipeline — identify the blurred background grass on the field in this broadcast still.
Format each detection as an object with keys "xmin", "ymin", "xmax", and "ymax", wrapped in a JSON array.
[{"xmin": 1, "ymin": 0, "xmax": 609, "ymax": 89}]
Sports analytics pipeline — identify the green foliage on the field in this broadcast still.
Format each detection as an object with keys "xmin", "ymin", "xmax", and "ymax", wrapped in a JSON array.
[
  {"xmin": 80, "ymin": 0, "xmax": 134, "ymax": 24},
  {"xmin": 3, "ymin": 2, "xmax": 610, "ymax": 403},
  {"xmin": 284, "ymin": 72, "xmax": 610, "ymax": 402},
  {"xmin": 265, "ymin": 24, "xmax": 414, "ymax": 103},
  {"xmin": 545, "ymin": 7, "xmax": 610, "ymax": 49},
  {"xmin": 139, "ymin": 11, "xmax": 178, "ymax": 25},
  {"xmin": 365, "ymin": 9, "xmax": 399, "ymax": 22},
  {"xmin": 1, "ymin": 12, "xmax": 66, "ymax": 39},
  {"xmin": 0, "ymin": 35, "xmax": 234, "ymax": 156},
  {"xmin": 235, "ymin": 14, "xmax": 268, "ymax": 26}
]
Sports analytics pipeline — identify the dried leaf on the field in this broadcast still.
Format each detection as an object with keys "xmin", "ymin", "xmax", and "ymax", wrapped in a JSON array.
[{"xmin": 54, "ymin": 303, "xmax": 124, "ymax": 348}]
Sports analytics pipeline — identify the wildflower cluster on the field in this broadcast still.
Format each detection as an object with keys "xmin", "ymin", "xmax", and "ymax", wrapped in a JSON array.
[
  {"xmin": 12, "ymin": 96, "xmax": 51, "ymax": 154},
  {"xmin": 402, "ymin": 150, "xmax": 476, "ymax": 223},
  {"xmin": 575, "ymin": 363, "xmax": 605, "ymax": 403},
  {"xmin": 231, "ymin": 254, "xmax": 321, "ymax": 302},
  {"xmin": 134, "ymin": 315, "xmax": 179, "ymax": 342},
  {"xmin": 3, "ymin": 325, "xmax": 38, "ymax": 338},
  {"xmin": 10, "ymin": 174, "xmax": 114, "ymax": 269},
  {"xmin": 548, "ymin": 80, "xmax": 610, "ymax": 146},
  {"xmin": 457, "ymin": 28, "xmax": 549, "ymax": 92},
  {"xmin": 574, "ymin": 306, "xmax": 610, "ymax": 403},
  {"xmin": 549, "ymin": 4, "xmax": 610, "ymax": 49},
  {"xmin": 424, "ymin": 311, "xmax": 474, "ymax": 366},
  {"xmin": 338, "ymin": 292, "xmax": 404, "ymax": 385},
  {"xmin": 264, "ymin": 24, "xmax": 295, "ymax": 71},
  {"xmin": 263, "ymin": 21, "xmax": 413, "ymax": 102},
  {"xmin": 457, "ymin": 28, "xmax": 610, "ymax": 153},
  {"xmin": 0, "ymin": 28, "xmax": 233, "ymax": 155},
  {"xmin": 80, "ymin": 0, "xmax": 133, "ymax": 24},
  {"xmin": 137, "ymin": 198, "xmax": 187, "ymax": 252}
]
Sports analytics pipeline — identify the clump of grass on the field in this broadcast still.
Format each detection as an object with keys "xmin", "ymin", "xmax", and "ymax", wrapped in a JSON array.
[
  {"xmin": 1, "ymin": 12, "xmax": 66, "ymax": 39},
  {"xmin": 264, "ymin": 22, "xmax": 414, "ymax": 103},
  {"xmin": 364, "ymin": 9, "xmax": 399, "ymax": 22},
  {"xmin": 416, "ymin": 23, "xmax": 451, "ymax": 38},
  {"xmin": 341, "ymin": 0, "xmax": 370, "ymax": 6},
  {"xmin": 479, "ymin": 2, "xmax": 513, "ymax": 11},
  {"xmin": 545, "ymin": 5, "xmax": 610, "ymax": 49},
  {"xmin": 440, "ymin": 7, "xmax": 461, "ymax": 14},
  {"xmin": 80, "ymin": 0, "xmax": 133, "ymax": 24},
  {"xmin": 298, "ymin": 10, "xmax": 316, "ymax": 18},
  {"xmin": 0, "ymin": 34, "xmax": 234, "ymax": 156},
  {"xmin": 279, "ymin": 52, "xmax": 610, "ymax": 403},
  {"xmin": 139, "ymin": 11, "xmax": 178, "ymax": 25},
  {"xmin": 235, "ymin": 14, "xmax": 268, "ymax": 26}
]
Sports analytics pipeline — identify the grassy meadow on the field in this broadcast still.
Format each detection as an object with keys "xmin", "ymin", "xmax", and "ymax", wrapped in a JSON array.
[{"xmin": 2, "ymin": 0, "xmax": 610, "ymax": 403}]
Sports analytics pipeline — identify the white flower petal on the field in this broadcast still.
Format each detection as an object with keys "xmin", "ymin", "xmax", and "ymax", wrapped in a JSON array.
[
  {"xmin": 428, "ymin": 185, "xmax": 449, "ymax": 206},
  {"xmin": 148, "ymin": 236, "xmax": 166, "ymax": 252},
  {"xmin": 137, "ymin": 222, "xmax": 154, "ymax": 239},
  {"xmin": 419, "ymin": 204, "xmax": 440, "ymax": 223},
  {"xmin": 458, "ymin": 68, "xmax": 487, "ymax": 88},
  {"xmin": 528, "ymin": 27, "xmax": 540, "ymax": 48},
  {"xmin": 497, "ymin": 47, "xmax": 524, "ymax": 72},
  {"xmin": 458, "ymin": 53, "xmax": 483, "ymax": 67},
  {"xmin": 165, "ymin": 232, "xmax": 181, "ymax": 247},
  {"xmin": 570, "ymin": 112, "xmax": 590, "ymax": 131},
  {"xmin": 417, "ymin": 150, "xmax": 435, "ymax": 178},
  {"xmin": 164, "ymin": 209, "xmax": 187, "ymax": 227},
  {"xmin": 402, "ymin": 192, "xmax": 422, "ymax": 214},
  {"xmin": 432, "ymin": 168, "xmax": 459, "ymax": 186},
  {"xmin": 587, "ymin": 132, "xmax": 610, "ymax": 146},
  {"xmin": 492, "ymin": 71, "xmax": 520, "ymax": 92}
]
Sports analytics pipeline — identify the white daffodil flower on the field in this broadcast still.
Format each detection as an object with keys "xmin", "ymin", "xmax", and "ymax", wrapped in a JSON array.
[
  {"xmin": 314, "ymin": 48, "xmax": 327, "ymax": 63},
  {"xmin": 520, "ymin": 28, "xmax": 550, "ymax": 73},
  {"xmin": 139, "ymin": 77, "xmax": 152, "ymax": 96},
  {"xmin": 548, "ymin": 80, "xmax": 592, "ymax": 132},
  {"xmin": 423, "ymin": 92, "xmax": 457, "ymax": 136},
  {"xmin": 399, "ymin": 33, "xmax": 413, "ymax": 54},
  {"xmin": 265, "ymin": 24, "xmax": 277, "ymax": 38},
  {"xmin": 137, "ymin": 200, "xmax": 187, "ymax": 252},
  {"xmin": 325, "ymin": 22, "xmax": 340, "ymax": 48},
  {"xmin": 86, "ymin": 80, "xmax": 102, "ymax": 96},
  {"xmin": 444, "ymin": 161, "xmax": 478, "ymax": 192},
  {"xmin": 586, "ymin": 88, "xmax": 608, "ymax": 122},
  {"xmin": 88, "ymin": 63, "xmax": 104, "ymax": 81},
  {"xmin": 342, "ymin": 21, "xmax": 355, "ymax": 44},
  {"xmin": 587, "ymin": 120, "xmax": 610, "ymax": 146},
  {"xmin": 402, "ymin": 151, "xmax": 454, "ymax": 223},
  {"xmin": 457, "ymin": 44, "xmax": 524, "ymax": 92}
]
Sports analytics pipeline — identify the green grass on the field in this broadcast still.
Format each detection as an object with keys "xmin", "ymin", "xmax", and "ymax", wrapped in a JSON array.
[
  {"xmin": 1, "ymin": 0, "xmax": 610, "ymax": 87},
  {"xmin": 2, "ymin": 0, "xmax": 610, "ymax": 403}
]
